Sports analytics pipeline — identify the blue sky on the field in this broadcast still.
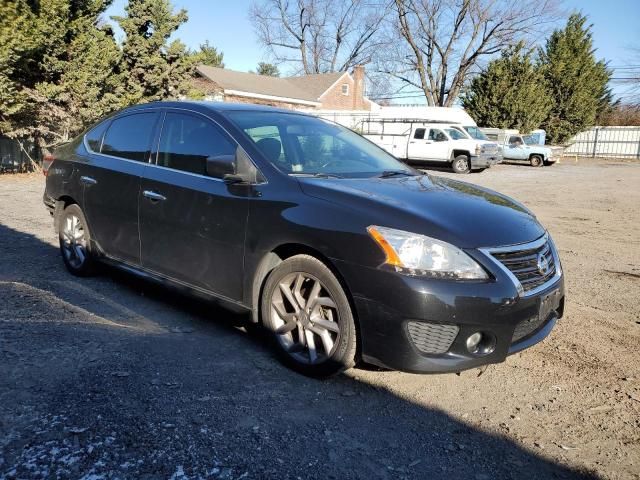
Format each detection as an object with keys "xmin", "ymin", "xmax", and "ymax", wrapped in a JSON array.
[{"xmin": 104, "ymin": 0, "xmax": 639, "ymax": 101}]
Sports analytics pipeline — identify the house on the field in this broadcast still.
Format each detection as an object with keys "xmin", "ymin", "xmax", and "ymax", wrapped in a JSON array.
[{"xmin": 194, "ymin": 65, "xmax": 376, "ymax": 111}]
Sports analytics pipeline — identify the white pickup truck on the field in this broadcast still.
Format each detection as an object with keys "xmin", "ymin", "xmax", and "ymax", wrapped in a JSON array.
[{"xmin": 361, "ymin": 119, "xmax": 501, "ymax": 174}]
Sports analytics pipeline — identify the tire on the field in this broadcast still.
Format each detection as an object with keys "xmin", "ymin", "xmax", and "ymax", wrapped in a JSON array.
[
  {"xmin": 451, "ymin": 154, "xmax": 471, "ymax": 174},
  {"xmin": 530, "ymin": 155, "xmax": 543, "ymax": 167},
  {"xmin": 58, "ymin": 204, "xmax": 95, "ymax": 276},
  {"xmin": 260, "ymin": 255, "xmax": 357, "ymax": 377}
]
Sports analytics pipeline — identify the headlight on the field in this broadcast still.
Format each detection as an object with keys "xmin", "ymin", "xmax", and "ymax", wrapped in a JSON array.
[
  {"xmin": 475, "ymin": 144, "xmax": 481, "ymax": 155},
  {"xmin": 367, "ymin": 226, "xmax": 488, "ymax": 280}
]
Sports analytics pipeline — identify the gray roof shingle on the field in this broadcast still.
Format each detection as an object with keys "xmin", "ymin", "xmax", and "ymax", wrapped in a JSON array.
[{"xmin": 196, "ymin": 66, "xmax": 347, "ymax": 104}]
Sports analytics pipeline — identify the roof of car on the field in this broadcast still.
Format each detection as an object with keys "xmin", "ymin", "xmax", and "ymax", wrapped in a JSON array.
[{"xmin": 130, "ymin": 101, "xmax": 309, "ymax": 116}]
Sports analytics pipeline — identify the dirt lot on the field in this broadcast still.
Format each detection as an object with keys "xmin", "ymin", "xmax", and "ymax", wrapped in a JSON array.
[{"xmin": 0, "ymin": 159, "xmax": 639, "ymax": 480}]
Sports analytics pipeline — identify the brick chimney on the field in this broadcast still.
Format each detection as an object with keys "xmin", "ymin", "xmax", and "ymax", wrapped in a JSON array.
[{"xmin": 352, "ymin": 65, "xmax": 365, "ymax": 110}]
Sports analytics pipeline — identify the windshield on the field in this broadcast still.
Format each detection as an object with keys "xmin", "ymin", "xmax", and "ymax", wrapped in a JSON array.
[
  {"xmin": 445, "ymin": 128, "xmax": 468, "ymax": 140},
  {"xmin": 464, "ymin": 126, "xmax": 488, "ymax": 140},
  {"xmin": 225, "ymin": 111, "xmax": 415, "ymax": 178},
  {"xmin": 522, "ymin": 134, "xmax": 538, "ymax": 145}
]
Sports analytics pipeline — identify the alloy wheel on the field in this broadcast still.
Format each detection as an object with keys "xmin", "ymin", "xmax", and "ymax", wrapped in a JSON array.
[
  {"xmin": 61, "ymin": 214, "xmax": 88, "ymax": 269},
  {"xmin": 270, "ymin": 272, "xmax": 340, "ymax": 365}
]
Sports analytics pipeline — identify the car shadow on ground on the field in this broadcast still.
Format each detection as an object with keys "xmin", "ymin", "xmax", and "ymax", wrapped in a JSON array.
[{"xmin": 0, "ymin": 223, "xmax": 598, "ymax": 479}]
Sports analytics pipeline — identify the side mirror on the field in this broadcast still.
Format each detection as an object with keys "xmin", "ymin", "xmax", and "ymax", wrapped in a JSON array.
[
  {"xmin": 206, "ymin": 154, "xmax": 236, "ymax": 179},
  {"xmin": 222, "ymin": 173, "xmax": 246, "ymax": 185}
]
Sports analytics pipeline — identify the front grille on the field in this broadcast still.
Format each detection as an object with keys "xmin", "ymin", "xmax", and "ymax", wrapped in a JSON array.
[
  {"xmin": 481, "ymin": 143, "xmax": 499, "ymax": 154},
  {"xmin": 512, "ymin": 315, "xmax": 547, "ymax": 343},
  {"xmin": 407, "ymin": 322, "xmax": 459, "ymax": 355},
  {"xmin": 491, "ymin": 239, "xmax": 556, "ymax": 293}
]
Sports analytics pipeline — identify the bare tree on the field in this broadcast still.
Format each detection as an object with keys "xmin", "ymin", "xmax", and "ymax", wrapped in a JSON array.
[
  {"xmin": 378, "ymin": 0, "xmax": 562, "ymax": 106},
  {"xmin": 611, "ymin": 47, "xmax": 640, "ymax": 106},
  {"xmin": 250, "ymin": 0, "xmax": 390, "ymax": 74}
]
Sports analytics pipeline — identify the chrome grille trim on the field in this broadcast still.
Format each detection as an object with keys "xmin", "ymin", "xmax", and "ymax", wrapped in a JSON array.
[{"xmin": 479, "ymin": 233, "xmax": 562, "ymax": 298}]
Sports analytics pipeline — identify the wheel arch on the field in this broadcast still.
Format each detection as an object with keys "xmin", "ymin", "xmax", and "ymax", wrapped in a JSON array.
[
  {"xmin": 452, "ymin": 149, "xmax": 471, "ymax": 160},
  {"xmin": 250, "ymin": 243, "xmax": 362, "ymax": 360},
  {"xmin": 53, "ymin": 195, "xmax": 79, "ymax": 232}
]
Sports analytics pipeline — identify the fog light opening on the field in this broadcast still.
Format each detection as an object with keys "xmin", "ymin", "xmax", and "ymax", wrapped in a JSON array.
[{"xmin": 466, "ymin": 332, "xmax": 496, "ymax": 355}]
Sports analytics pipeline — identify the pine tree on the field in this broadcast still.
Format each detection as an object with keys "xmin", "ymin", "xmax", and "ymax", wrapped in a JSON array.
[
  {"xmin": 256, "ymin": 62, "xmax": 280, "ymax": 77},
  {"xmin": 540, "ymin": 14, "xmax": 613, "ymax": 144},
  {"xmin": 113, "ymin": 0, "xmax": 191, "ymax": 104},
  {"xmin": 0, "ymin": 0, "xmax": 34, "ymax": 135},
  {"xmin": 461, "ymin": 43, "xmax": 551, "ymax": 133},
  {"xmin": 1, "ymin": 0, "xmax": 122, "ymax": 146},
  {"xmin": 191, "ymin": 41, "xmax": 225, "ymax": 68}
]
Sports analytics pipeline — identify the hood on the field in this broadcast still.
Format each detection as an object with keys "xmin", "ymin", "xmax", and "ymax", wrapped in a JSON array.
[{"xmin": 297, "ymin": 174, "xmax": 545, "ymax": 249}]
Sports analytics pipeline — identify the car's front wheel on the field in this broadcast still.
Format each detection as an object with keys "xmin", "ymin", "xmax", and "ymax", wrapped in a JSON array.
[
  {"xmin": 59, "ymin": 204, "xmax": 95, "ymax": 276},
  {"xmin": 261, "ymin": 255, "xmax": 357, "ymax": 377},
  {"xmin": 452, "ymin": 154, "xmax": 471, "ymax": 174}
]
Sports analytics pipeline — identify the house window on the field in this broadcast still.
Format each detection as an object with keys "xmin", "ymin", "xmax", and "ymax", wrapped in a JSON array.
[{"xmin": 341, "ymin": 84, "xmax": 349, "ymax": 96}]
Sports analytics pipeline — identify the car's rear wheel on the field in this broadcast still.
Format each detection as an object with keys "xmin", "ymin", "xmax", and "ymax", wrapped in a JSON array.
[
  {"xmin": 452, "ymin": 154, "xmax": 471, "ymax": 174},
  {"xmin": 261, "ymin": 255, "xmax": 357, "ymax": 377},
  {"xmin": 59, "ymin": 204, "xmax": 95, "ymax": 276},
  {"xmin": 530, "ymin": 155, "xmax": 543, "ymax": 167}
]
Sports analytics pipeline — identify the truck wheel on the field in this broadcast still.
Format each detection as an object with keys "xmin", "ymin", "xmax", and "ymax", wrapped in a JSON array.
[
  {"xmin": 452, "ymin": 155, "xmax": 471, "ymax": 174},
  {"xmin": 530, "ymin": 155, "xmax": 543, "ymax": 167}
]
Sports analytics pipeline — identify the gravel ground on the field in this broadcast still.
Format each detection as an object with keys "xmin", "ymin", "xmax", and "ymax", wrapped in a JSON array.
[{"xmin": 0, "ymin": 159, "xmax": 638, "ymax": 480}]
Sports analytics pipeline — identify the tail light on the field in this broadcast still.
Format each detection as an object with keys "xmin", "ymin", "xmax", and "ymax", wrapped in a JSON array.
[{"xmin": 42, "ymin": 153, "xmax": 55, "ymax": 176}]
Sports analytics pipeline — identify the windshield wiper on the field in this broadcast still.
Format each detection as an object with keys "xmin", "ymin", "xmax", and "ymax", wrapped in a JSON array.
[
  {"xmin": 378, "ymin": 170, "xmax": 414, "ymax": 178},
  {"xmin": 290, "ymin": 172, "xmax": 344, "ymax": 179}
]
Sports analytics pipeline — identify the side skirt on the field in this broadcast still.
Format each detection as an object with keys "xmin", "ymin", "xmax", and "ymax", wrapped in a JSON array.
[{"xmin": 99, "ymin": 256, "xmax": 252, "ymax": 315}]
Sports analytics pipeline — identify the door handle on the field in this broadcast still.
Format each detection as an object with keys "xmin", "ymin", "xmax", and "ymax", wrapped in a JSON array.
[
  {"xmin": 80, "ymin": 176, "xmax": 97, "ymax": 186},
  {"xmin": 143, "ymin": 190, "xmax": 167, "ymax": 202}
]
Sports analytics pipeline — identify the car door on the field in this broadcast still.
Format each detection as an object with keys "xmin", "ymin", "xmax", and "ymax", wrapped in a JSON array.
[
  {"xmin": 82, "ymin": 111, "xmax": 160, "ymax": 265},
  {"xmin": 408, "ymin": 127, "xmax": 450, "ymax": 161},
  {"xmin": 139, "ymin": 110, "xmax": 250, "ymax": 301},
  {"xmin": 421, "ymin": 128, "xmax": 452, "ymax": 162}
]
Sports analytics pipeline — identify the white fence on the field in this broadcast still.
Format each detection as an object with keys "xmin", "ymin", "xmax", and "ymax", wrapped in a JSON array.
[{"xmin": 563, "ymin": 126, "xmax": 640, "ymax": 159}]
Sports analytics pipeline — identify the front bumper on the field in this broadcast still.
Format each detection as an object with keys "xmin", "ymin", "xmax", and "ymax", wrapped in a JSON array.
[
  {"xmin": 471, "ymin": 152, "xmax": 502, "ymax": 169},
  {"xmin": 333, "ymin": 250, "xmax": 565, "ymax": 374}
]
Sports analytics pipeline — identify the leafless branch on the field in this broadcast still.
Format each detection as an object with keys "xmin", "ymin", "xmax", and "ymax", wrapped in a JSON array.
[
  {"xmin": 384, "ymin": 0, "xmax": 563, "ymax": 106},
  {"xmin": 250, "ymin": 0, "xmax": 391, "ymax": 74}
]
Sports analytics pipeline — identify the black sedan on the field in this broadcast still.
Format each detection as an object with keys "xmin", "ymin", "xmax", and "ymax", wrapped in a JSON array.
[{"xmin": 43, "ymin": 102, "xmax": 565, "ymax": 377}]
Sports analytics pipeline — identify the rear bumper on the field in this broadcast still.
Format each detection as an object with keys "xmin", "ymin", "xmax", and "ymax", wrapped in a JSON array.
[
  {"xmin": 43, "ymin": 192, "xmax": 56, "ymax": 215},
  {"xmin": 333, "ymin": 256, "xmax": 565, "ymax": 374}
]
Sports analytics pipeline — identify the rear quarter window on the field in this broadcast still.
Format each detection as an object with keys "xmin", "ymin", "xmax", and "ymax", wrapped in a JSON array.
[
  {"xmin": 85, "ymin": 121, "xmax": 110, "ymax": 152},
  {"xmin": 101, "ymin": 113, "xmax": 157, "ymax": 162}
]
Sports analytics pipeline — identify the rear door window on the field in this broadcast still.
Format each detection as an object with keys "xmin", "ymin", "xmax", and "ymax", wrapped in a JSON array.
[
  {"xmin": 428, "ymin": 129, "xmax": 448, "ymax": 142},
  {"xmin": 157, "ymin": 112, "xmax": 236, "ymax": 176},
  {"xmin": 413, "ymin": 128, "xmax": 426, "ymax": 140},
  {"xmin": 101, "ymin": 113, "xmax": 158, "ymax": 162}
]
